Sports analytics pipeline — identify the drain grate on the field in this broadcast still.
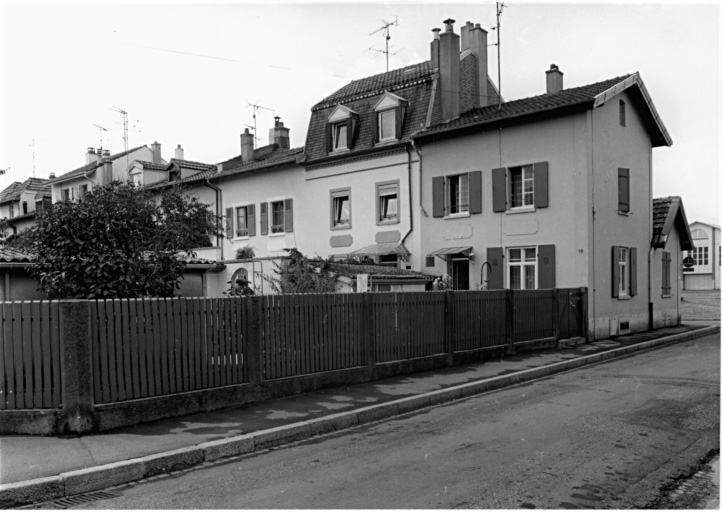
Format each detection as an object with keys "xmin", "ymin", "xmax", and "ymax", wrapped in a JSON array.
[{"xmin": 26, "ymin": 490, "xmax": 122, "ymax": 509}]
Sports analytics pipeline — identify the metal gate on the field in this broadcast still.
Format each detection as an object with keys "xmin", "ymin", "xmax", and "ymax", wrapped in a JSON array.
[{"xmin": 557, "ymin": 288, "xmax": 587, "ymax": 340}]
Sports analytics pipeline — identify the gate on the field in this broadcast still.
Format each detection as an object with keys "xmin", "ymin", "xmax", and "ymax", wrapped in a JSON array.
[{"xmin": 556, "ymin": 288, "xmax": 587, "ymax": 340}]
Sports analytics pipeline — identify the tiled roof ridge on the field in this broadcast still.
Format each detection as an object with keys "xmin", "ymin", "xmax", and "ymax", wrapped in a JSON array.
[
  {"xmin": 171, "ymin": 158, "xmax": 216, "ymax": 168},
  {"xmin": 219, "ymin": 146, "xmax": 304, "ymax": 176},
  {"xmin": 49, "ymin": 145, "xmax": 148, "ymax": 183}
]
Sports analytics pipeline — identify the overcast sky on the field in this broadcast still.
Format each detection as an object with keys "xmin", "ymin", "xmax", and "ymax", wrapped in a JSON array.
[{"xmin": 1, "ymin": 1, "xmax": 720, "ymax": 225}]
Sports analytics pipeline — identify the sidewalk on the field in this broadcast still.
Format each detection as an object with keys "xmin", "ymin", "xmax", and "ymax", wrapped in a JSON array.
[{"xmin": 0, "ymin": 323, "xmax": 719, "ymax": 507}]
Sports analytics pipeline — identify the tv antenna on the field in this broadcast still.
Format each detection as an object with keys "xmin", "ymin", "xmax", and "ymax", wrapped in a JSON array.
[
  {"xmin": 110, "ymin": 105, "xmax": 129, "ymax": 154},
  {"xmin": 369, "ymin": 16, "xmax": 400, "ymax": 72},
  {"xmin": 29, "ymin": 139, "xmax": 36, "ymax": 177},
  {"xmin": 245, "ymin": 100, "xmax": 275, "ymax": 149},
  {"xmin": 0, "ymin": 167, "xmax": 8, "ymax": 176},
  {"xmin": 489, "ymin": 2, "xmax": 506, "ymax": 109},
  {"xmin": 243, "ymin": 124, "xmax": 260, "ymax": 145},
  {"xmin": 92, "ymin": 123, "xmax": 107, "ymax": 150}
]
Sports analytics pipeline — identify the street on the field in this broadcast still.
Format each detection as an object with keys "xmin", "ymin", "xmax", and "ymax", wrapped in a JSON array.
[{"xmin": 72, "ymin": 333, "xmax": 720, "ymax": 509}]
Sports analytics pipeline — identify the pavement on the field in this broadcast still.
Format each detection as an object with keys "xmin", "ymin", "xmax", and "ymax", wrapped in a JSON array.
[{"xmin": 0, "ymin": 322, "xmax": 719, "ymax": 508}]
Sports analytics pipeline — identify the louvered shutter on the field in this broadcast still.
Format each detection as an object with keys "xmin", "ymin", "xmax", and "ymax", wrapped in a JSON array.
[
  {"xmin": 618, "ymin": 168, "xmax": 630, "ymax": 213},
  {"xmin": 260, "ymin": 203, "xmax": 268, "ymax": 235},
  {"xmin": 225, "ymin": 207, "xmax": 233, "ymax": 240},
  {"xmin": 469, "ymin": 171, "xmax": 482, "ymax": 214},
  {"xmin": 325, "ymin": 123, "xmax": 333, "ymax": 153},
  {"xmin": 487, "ymin": 247, "xmax": 504, "ymax": 289},
  {"xmin": 629, "ymin": 247, "xmax": 637, "ymax": 296},
  {"xmin": 395, "ymin": 103, "xmax": 407, "ymax": 140},
  {"xmin": 492, "ymin": 168, "xmax": 507, "ymax": 212},
  {"xmin": 371, "ymin": 111, "xmax": 379, "ymax": 144},
  {"xmin": 247, "ymin": 204, "xmax": 256, "ymax": 237},
  {"xmin": 538, "ymin": 245, "xmax": 556, "ymax": 289},
  {"xmin": 611, "ymin": 245, "xmax": 620, "ymax": 298},
  {"xmin": 662, "ymin": 251, "xmax": 671, "ymax": 295},
  {"xmin": 534, "ymin": 161, "xmax": 549, "ymax": 208},
  {"xmin": 284, "ymin": 198, "xmax": 293, "ymax": 232},
  {"xmin": 432, "ymin": 176, "xmax": 445, "ymax": 218}
]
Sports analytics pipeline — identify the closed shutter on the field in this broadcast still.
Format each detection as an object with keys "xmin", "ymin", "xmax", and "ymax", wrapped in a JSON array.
[
  {"xmin": 469, "ymin": 170, "xmax": 482, "ymax": 214},
  {"xmin": 284, "ymin": 198, "xmax": 294, "ymax": 232},
  {"xmin": 487, "ymin": 247, "xmax": 504, "ymax": 289},
  {"xmin": 432, "ymin": 176, "xmax": 445, "ymax": 218},
  {"xmin": 347, "ymin": 115, "xmax": 357, "ymax": 150},
  {"xmin": 618, "ymin": 168, "xmax": 630, "ymax": 212},
  {"xmin": 247, "ymin": 204, "xmax": 256, "ymax": 237},
  {"xmin": 260, "ymin": 202, "xmax": 268, "ymax": 235},
  {"xmin": 325, "ymin": 123, "xmax": 333, "ymax": 153},
  {"xmin": 395, "ymin": 103, "xmax": 407, "ymax": 140},
  {"xmin": 662, "ymin": 251, "xmax": 671, "ymax": 295},
  {"xmin": 611, "ymin": 245, "xmax": 620, "ymax": 298},
  {"xmin": 492, "ymin": 168, "xmax": 507, "ymax": 212},
  {"xmin": 534, "ymin": 161, "xmax": 549, "ymax": 208},
  {"xmin": 371, "ymin": 111, "xmax": 379, "ymax": 144},
  {"xmin": 629, "ymin": 247, "xmax": 637, "ymax": 296},
  {"xmin": 425, "ymin": 256, "xmax": 435, "ymax": 268},
  {"xmin": 225, "ymin": 207, "xmax": 233, "ymax": 240},
  {"xmin": 538, "ymin": 244, "xmax": 556, "ymax": 289}
]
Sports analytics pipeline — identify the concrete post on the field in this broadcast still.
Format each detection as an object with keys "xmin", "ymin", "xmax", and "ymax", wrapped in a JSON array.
[
  {"xmin": 505, "ymin": 289, "xmax": 515, "ymax": 354},
  {"xmin": 246, "ymin": 296, "xmax": 264, "ymax": 385},
  {"xmin": 58, "ymin": 301, "xmax": 97, "ymax": 434},
  {"xmin": 444, "ymin": 290, "xmax": 454, "ymax": 355},
  {"xmin": 364, "ymin": 293, "xmax": 376, "ymax": 370}
]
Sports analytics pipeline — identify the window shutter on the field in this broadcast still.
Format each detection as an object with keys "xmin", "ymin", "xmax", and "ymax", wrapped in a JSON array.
[
  {"xmin": 486, "ymin": 247, "xmax": 504, "ymax": 289},
  {"xmin": 534, "ymin": 161, "xmax": 549, "ymax": 208},
  {"xmin": 611, "ymin": 245, "xmax": 620, "ymax": 298},
  {"xmin": 538, "ymin": 244, "xmax": 556, "ymax": 289},
  {"xmin": 469, "ymin": 171, "xmax": 482, "ymax": 214},
  {"xmin": 395, "ymin": 103, "xmax": 407, "ymax": 140},
  {"xmin": 284, "ymin": 198, "xmax": 293, "ymax": 232},
  {"xmin": 662, "ymin": 251, "xmax": 671, "ymax": 294},
  {"xmin": 371, "ymin": 112, "xmax": 379, "ymax": 144},
  {"xmin": 347, "ymin": 115, "xmax": 357, "ymax": 150},
  {"xmin": 492, "ymin": 168, "xmax": 507, "ymax": 212},
  {"xmin": 225, "ymin": 207, "xmax": 233, "ymax": 239},
  {"xmin": 629, "ymin": 247, "xmax": 637, "ymax": 296},
  {"xmin": 247, "ymin": 204, "xmax": 256, "ymax": 237},
  {"xmin": 425, "ymin": 256, "xmax": 435, "ymax": 268},
  {"xmin": 260, "ymin": 202, "xmax": 268, "ymax": 235},
  {"xmin": 325, "ymin": 123, "xmax": 332, "ymax": 153},
  {"xmin": 432, "ymin": 176, "xmax": 445, "ymax": 218},
  {"xmin": 618, "ymin": 168, "xmax": 630, "ymax": 213}
]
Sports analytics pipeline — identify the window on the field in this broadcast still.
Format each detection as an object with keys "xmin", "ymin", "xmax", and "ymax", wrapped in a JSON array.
[
  {"xmin": 619, "ymin": 100, "xmax": 626, "ymax": 127},
  {"xmin": 236, "ymin": 206, "xmax": 249, "ymax": 237},
  {"xmin": 378, "ymin": 254, "xmax": 398, "ymax": 267},
  {"xmin": 617, "ymin": 247, "xmax": 629, "ymax": 297},
  {"xmin": 372, "ymin": 92, "xmax": 407, "ymax": 144},
  {"xmin": 22, "ymin": 202, "xmax": 27, "ymax": 215},
  {"xmin": 508, "ymin": 247, "xmax": 537, "ymax": 290},
  {"xmin": 618, "ymin": 168, "xmax": 630, "ymax": 213},
  {"xmin": 509, "ymin": 165, "xmax": 534, "ymax": 209},
  {"xmin": 61, "ymin": 188, "xmax": 71, "ymax": 201},
  {"xmin": 662, "ymin": 251, "xmax": 671, "ymax": 296},
  {"xmin": 330, "ymin": 188, "xmax": 351, "ymax": 229},
  {"xmin": 378, "ymin": 110, "xmax": 396, "ymax": 141},
  {"xmin": 271, "ymin": 200, "xmax": 285, "ymax": 234},
  {"xmin": 612, "ymin": 245, "xmax": 637, "ymax": 298},
  {"xmin": 691, "ymin": 246, "xmax": 709, "ymax": 265},
  {"xmin": 691, "ymin": 229, "xmax": 708, "ymax": 240},
  {"xmin": 332, "ymin": 122, "xmax": 347, "ymax": 150},
  {"xmin": 326, "ymin": 104, "xmax": 358, "ymax": 153},
  {"xmin": 79, "ymin": 185, "xmax": 88, "ymax": 202},
  {"xmin": 448, "ymin": 174, "xmax": 469, "ymax": 214},
  {"xmin": 376, "ymin": 181, "xmax": 399, "ymax": 224},
  {"xmin": 132, "ymin": 174, "xmax": 142, "ymax": 187}
]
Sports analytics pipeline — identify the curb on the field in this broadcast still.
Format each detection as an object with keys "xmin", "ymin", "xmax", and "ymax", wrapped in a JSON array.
[{"xmin": 1, "ymin": 325, "xmax": 718, "ymax": 508}]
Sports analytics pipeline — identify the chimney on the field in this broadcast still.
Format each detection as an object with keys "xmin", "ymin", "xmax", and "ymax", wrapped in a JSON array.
[
  {"xmin": 430, "ymin": 28, "xmax": 441, "ymax": 70},
  {"xmin": 468, "ymin": 23, "xmax": 489, "ymax": 108},
  {"xmin": 102, "ymin": 149, "xmax": 111, "ymax": 161},
  {"xmin": 546, "ymin": 64, "xmax": 564, "ymax": 94},
  {"xmin": 439, "ymin": 18, "xmax": 460, "ymax": 121},
  {"xmin": 175, "ymin": 144, "xmax": 184, "ymax": 160},
  {"xmin": 151, "ymin": 141, "xmax": 162, "ymax": 165},
  {"xmin": 460, "ymin": 21, "xmax": 473, "ymax": 51},
  {"xmin": 48, "ymin": 172, "xmax": 56, "ymax": 179},
  {"xmin": 86, "ymin": 147, "xmax": 99, "ymax": 165},
  {"xmin": 268, "ymin": 116, "xmax": 290, "ymax": 149},
  {"xmin": 240, "ymin": 128, "xmax": 254, "ymax": 163}
]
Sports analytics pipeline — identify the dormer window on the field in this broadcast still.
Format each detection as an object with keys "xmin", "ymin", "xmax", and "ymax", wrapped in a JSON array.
[
  {"xmin": 326, "ymin": 104, "xmax": 359, "ymax": 153},
  {"xmin": 333, "ymin": 122, "xmax": 348, "ymax": 150},
  {"xmin": 373, "ymin": 92, "xmax": 408, "ymax": 144}
]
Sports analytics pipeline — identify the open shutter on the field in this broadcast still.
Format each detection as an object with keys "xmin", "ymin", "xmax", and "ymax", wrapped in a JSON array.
[
  {"xmin": 534, "ymin": 161, "xmax": 549, "ymax": 208},
  {"xmin": 225, "ymin": 207, "xmax": 233, "ymax": 240},
  {"xmin": 325, "ymin": 123, "xmax": 333, "ymax": 153},
  {"xmin": 618, "ymin": 168, "xmax": 630, "ymax": 212},
  {"xmin": 486, "ymin": 247, "xmax": 504, "ymax": 289},
  {"xmin": 346, "ymin": 117, "xmax": 356, "ymax": 150},
  {"xmin": 492, "ymin": 168, "xmax": 507, "ymax": 212},
  {"xmin": 371, "ymin": 111, "xmax": 379, "ymax": 144},
  {"xmin": 432, "ymin": 176, "xmax": 445, "ymax": 218},
  {"xmin": 260, "ymin": 203, "xmax": 268, "ymax": 235},
  {"xmin": 611, "ymin": 245, "xmax": 620, "ymax": 298},
  {"xmin": 247, "ymin": 204, "xmax": 256, "ymax": 237},
  {"xmin": 395, "ymin": 103, "xmax": 407, "ymax": 140},
  {"xmin": 284, "ymin": 198, "xmax": 293, "ymax": 232},
  {"xmin": 538, "ymin": 244, "xmax": 556, "ymax": 289},
  {"xmin": 629, "ymin": 247, "xmax": 637, "ymax": 296},
  {"xmin": 469, "ymin": 171, "xmax": 482, "ymax": 214}
]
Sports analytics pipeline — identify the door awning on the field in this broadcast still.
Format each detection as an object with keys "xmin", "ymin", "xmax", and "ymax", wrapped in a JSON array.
[
  {"xmin": 428, "ymin": 246, "xmax": 473, "ymax": 260},
  {"xmin": 348, "ymin": 242, "xmax": 410, "ymax": 259}
]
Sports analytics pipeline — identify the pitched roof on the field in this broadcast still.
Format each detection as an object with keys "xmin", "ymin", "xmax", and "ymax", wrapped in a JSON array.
[
  {"xmin": 49, "ymin": 146, "xmax": 147, "ymax": 184},
  {"xmin": 652, "ymin": 196, "xmax": 693, "ymax": 251},
  {"xmin": 134, "ymin": 160, "xmax": 167, "ymax": 171},
  {"xmin": 0, "ymin": 178, "xmax": 50, "ymax": 204},
  {"xmin": 317, "ymin": 261, "xmax": 434, "ymax": 281},
  {"xmin": 0, "ymin": 247, "xmax": 33, "ymax": 263},
  {"xmin": 170, "ymin": 159, "xmax": 217, "ymax": 172},
  {"xmin": 216, "ymin": 146, "xmax": 304, "ymax": 178}
]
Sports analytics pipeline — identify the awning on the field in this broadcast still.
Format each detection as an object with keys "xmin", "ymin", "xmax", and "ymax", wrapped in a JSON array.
[
  {"xmin": 428, "ymin": 246, "xmax": 473, "ymax": 260},
  {"xmin": 348, "ymin": 243, "xmax": 410, "ymax": 259}
]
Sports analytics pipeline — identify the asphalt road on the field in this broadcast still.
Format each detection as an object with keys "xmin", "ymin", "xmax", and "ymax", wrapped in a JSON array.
[{"xmin": 77, "ymin": 334, "xmax": 720, "ymax": 509}]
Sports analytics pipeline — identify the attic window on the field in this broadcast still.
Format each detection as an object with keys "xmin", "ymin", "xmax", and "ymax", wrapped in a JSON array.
[
  {"xmin": 619, "ymin": 100, "xmax": 626, "ymax": 127},
  {"xmin": 372, "ymin": 92, "xmax": 408, "ymax": 144},
  {"xmin": 326, "ymin": 104, "xmax": 359, "ymax": 153}
]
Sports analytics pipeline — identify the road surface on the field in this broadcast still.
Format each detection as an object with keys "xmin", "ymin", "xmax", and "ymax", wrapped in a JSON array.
[{"xmin": 74, "ymin": 334, "xmax": 719, "ymax": 509}]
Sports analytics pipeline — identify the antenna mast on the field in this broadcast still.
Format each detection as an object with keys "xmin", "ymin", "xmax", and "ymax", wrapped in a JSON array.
[
  {"xmin": 245, "ymin": 101, "xmax": 275, "ymax": 149},
  {"xmin": 496, "ymin": 3, "xmax": 505, "ymax": 109},
  {"xmin": 111, "ymin": 106, "xmax": 129, "ymax": 154},
  {"xmin": 92, "ymin": 123, "xmax": 108, "ymax": 150},
  {"xmin": 29, "ymin": 139, "xmax": 35, "ymax": 177},
  {"xmin": 369, "ymin": 17, "xmax": 400, "ymax": 72}
]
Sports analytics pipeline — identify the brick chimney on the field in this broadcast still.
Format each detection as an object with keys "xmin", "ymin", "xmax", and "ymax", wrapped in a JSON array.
[
  {"xmin": 546, "ymin": 64, "xmax": 564, "ymax": 94},
  {"xmin": 175, "ymin": 144, "xmax": 184, "ymax": 160},
  {"xmin": 468, "ymin": 23, "xmax": 489, "ymax": 108},
  {"xmin": 439, "ymin": 19, "xmax": 460, "ymax": 121},
  {"xmin": 151, "ymin": 141, "xmax": 162, "ymax": 164},
  {"xmin": 430, "ymin": 28, "xmax": 441, "ymax": 70},
  {"xmin": 240, "ymin": 128, "xmax": 254, "ymax": 163},
  {"xmin": 86, "ymin": 147, "xmax": 99, "ymax": 165},
  {"xmin": 268, "ymin": 116, "xmax": 290, "ymax": 149}
]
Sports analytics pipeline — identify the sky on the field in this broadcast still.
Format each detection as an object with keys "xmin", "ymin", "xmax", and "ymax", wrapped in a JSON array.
[{"xmin": 1, "ymin": 0, "xmax": 721, "ymax": 225}]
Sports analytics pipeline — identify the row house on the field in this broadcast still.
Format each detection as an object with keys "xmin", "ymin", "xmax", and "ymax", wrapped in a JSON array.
[
  {"xmin": 0, "ymin": 177, "xmax": 51, "ymax": 236},
  {"xmin": 683, "ymin": 221, "xmax": 720, "ymax": 290}
]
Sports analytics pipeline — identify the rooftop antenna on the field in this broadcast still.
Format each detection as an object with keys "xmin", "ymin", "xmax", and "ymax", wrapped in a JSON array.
[
  {"xmin": 489, "ymin": 3, "xmax": 506, "ymax": 109},
  {"xmin": 369, "ymin": 16, "xmax": 400, "ymax": 72},
  {"xmin": 110, "ymin": 106, "xmax": 129, "ymax": 154},
  {"xmin": 92, "ymin": 123, "xmax": 107, "ymax": 150},
  {"xmin": 245, "ymin": 100, "xmax": 275, "ymax": 149},
  {"xmin": 243, "ymin": 124, "xmax": 261, "ymax": 145},
  {"xmin": 29, "ymin": 139, "xmax": 36, "ymax": 177}
]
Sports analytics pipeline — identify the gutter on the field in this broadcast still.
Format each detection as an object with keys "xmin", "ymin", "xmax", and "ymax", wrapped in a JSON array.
[{"xmin": 203, "ymin": 179, "xmax": 223, "ymax": 259}]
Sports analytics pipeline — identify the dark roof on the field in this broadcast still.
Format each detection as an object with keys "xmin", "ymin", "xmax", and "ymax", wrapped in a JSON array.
[
  {"xmin": 134, "ymin": 160, "xmax": 167, "ymax": 171},
  {"xmin": 216, "ymin": 147, "xmax": 304, "ymax": 178},
  {"xmin": 319, "ymin": 261, "xmax": 434, "ymax": 281},
  {"xmin": 170, "ymin": 159, "xmax": 217, "ymax": 172},
  {"xmin": 49, "ymin": 146, "xmax": 147, "ymax": 184},
  {"xmin": 652, "ymin": 196, "xmax": 693, "ymax": 251},
  {"xmin": 0, "ymin": 248, "xmax": 33, "ymax": 263},
  {"xmin": 0, "ymin": 178, "xmax": 50, "ymax": 204}
]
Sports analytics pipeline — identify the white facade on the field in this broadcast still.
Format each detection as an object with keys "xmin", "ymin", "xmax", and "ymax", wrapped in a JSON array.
[{"xmin": 683, "ymin": 221, "xmax": 720, "ymax": 290}]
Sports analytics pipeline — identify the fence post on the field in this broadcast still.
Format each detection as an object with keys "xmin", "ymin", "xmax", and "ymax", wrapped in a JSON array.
[
  {"xmin": 58, "ymin": 300, "xmax": 97, "ymax": 434},
  {"xmin": 364, "ymin": 293, "xmax": 376, "ymax": 370},
  {"xmin": 444, "ymin": 291, "xmax": 454, "ymax": 355},
  {"xmin": 505, "ymin": 289, "xmax": 515, "ymax": 354},
  {"xmin": 247, "ymin": 296, "xmax": 264, "ymax": 385},
  {"xmin": 553, "ymin": 289, "xmax": 560, "ymax": 343}
]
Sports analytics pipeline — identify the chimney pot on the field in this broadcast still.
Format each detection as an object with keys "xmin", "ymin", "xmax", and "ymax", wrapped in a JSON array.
[
  {"xmin": 443, "ymin": 18, "xmax": 455, "ymax": 32},
  {"xmin": 49, "ymin": 172, "xmax": 56, "ymax": 179},
  {"xmin": 546, "ymin": 64, "xmax": 564, "ymax": 94},
  {"xmin": 430, "ymin": 28, "xmax": 441, "ymax": 69}
]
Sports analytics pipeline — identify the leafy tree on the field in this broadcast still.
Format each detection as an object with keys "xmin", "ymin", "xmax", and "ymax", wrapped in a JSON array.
[
  {"xmin": 24, "ymin": 181, "xmax": 222, "ymax": 299},
  {"xmin": 264, "ymin": 248, "xmax": 337, "ymax": 294}
]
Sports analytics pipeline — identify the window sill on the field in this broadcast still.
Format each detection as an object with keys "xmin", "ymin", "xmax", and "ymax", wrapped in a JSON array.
[
  {"xmin": 506, "ymin": 206, "xmax": 535, "ymax": 215},
  {"xmin": 617, "ymin": 295, "xmax": 630, "ymax": 301},
  {"xmin": 269, "ymin": 231, "xmax": 286, "ymax": 238},
  {"xmin": 374, "ymin": 139, "xmax": 399, "ymax": 147},
  {"xmin": 330, "ymin": 148, "xmax": 351, "ymax": 154},
  {"xmin": 444, "ymin": 212, "xmax": 470, "ymax": 220},
  {"xmin": 661, "ymin": 294, "xmax": 672, "ymax": 298},
  {"xmin": 233, "ymin": 235, "xmax": 250, "ymax": 241},
  {"xmin": 376, "ymin": 220, "xmax": 400, "ymax": 226},
  {"xmin": 618, "ymin": 210, "xmax": 631, "ymax": 216},
  {"xmin": 331, "ymin": 224, "xmax": 351, "ymax": 231}
]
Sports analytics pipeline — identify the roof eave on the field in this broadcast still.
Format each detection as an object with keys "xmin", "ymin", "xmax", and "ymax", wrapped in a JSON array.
[{"xmin": 303, "ymin": 141, "xmax": 408, "ymax": 167}]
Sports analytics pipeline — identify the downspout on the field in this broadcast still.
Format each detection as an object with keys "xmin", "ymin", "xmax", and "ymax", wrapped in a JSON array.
[
  {"xmin": 204, "ymin": 178, "xmax": 223, "ymax": 260},
  {"xmin": 590, "ymin": 112, "xmax": 596, "ymax": 341},
  {"xmin": 647, "ymin": 144, "xmax": 653, "ymax": 330},
  {"xmin": 401, "ymin": 145, "xmax": 414, "ymax": 246},
  {"xmin": 411, "ymin": 138, "xmax": 428, "ymax": 218}
]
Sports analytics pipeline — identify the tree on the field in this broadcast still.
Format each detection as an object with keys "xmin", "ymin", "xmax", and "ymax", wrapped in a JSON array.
[
  {"xmin": 264, "ymin": 248, "xmax": 337, "ymax": 294},
  {"xmin": 24, "ymin": 181, "xmax": 222, "ymax": 299}
]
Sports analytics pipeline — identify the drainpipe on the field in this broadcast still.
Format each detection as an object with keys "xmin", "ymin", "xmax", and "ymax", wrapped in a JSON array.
[
  {"xmin": 204, "ymin": 179, "xmax": 223, "ymax": 260},
  {"xmin": 411, "ymin": 138, "xmax": 428, "ymax": 218},
  {"xmin": 401, "ymin": 145, "xmax": 414, "ymax": 245}
]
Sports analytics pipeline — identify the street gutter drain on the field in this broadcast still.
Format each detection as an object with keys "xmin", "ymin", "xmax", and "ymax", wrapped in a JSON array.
[{"xmin": 24, "ymin": 490, "xmax": 123, "ymax": 509}]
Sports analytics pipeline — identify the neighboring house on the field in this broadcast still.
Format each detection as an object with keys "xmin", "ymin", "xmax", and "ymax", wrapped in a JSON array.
[
  {"xmin": 317, "ymin": 261, "xmax": 434, "ymax": 292},
  {"xmin": 683, "ymin": 221, "xmax": 721, "ymax": 290},
  {"xmin": 0, "ymin": 248, "xmax": 48, "ymax": 301},
  {"xmin": 0, "ymin": 177, "xmax": 51, "ymax": 235}
]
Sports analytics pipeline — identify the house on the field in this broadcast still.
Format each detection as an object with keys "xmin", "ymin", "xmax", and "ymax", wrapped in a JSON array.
[
  {"xmin": 0, "ymin": 177, "xmax": 51, "ymax": 236},
  {"xmin": 683, "ymin": 220, "xmax": 720, "ymax": 290},
  {"xmin": 318, "ymin": 260, "xmax": 434, "ymax": 292},
  {"xmin": 0, "ymin": 248, "xmax": 48, "ymax": 301}
]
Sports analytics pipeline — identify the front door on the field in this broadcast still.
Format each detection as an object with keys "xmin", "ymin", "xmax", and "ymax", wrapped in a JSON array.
[{"xmin": 451, "ymin": 259, "xmax": 470, "ymax": 290}]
